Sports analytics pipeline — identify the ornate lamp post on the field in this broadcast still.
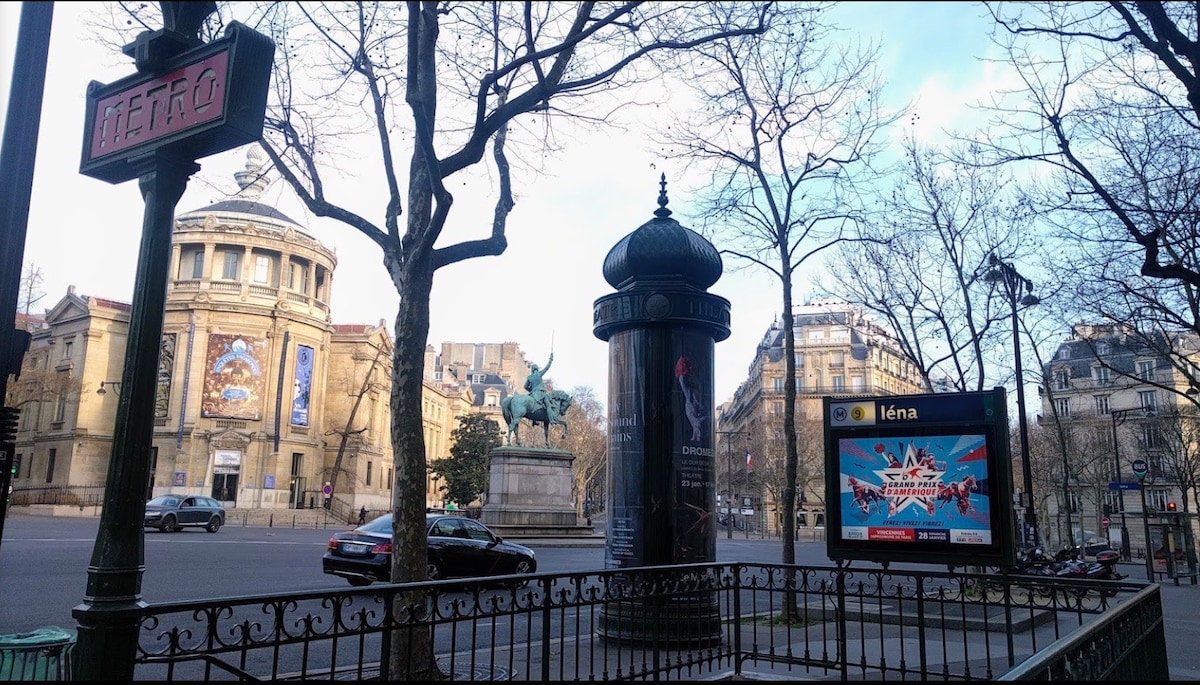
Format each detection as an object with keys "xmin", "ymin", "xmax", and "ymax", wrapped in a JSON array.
[
  {"xmin": 717, "ymin": 430, "xmax": 747, "ymax": 540},
  {"xmin": 984, "ymin": 253, "xmax": 1040, "ymax": 547}
]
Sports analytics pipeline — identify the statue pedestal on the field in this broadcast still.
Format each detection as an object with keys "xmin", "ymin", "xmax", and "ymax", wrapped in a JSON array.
[{"xmin": 481, "ymin": 446, "xmax": 594, "ymax": 537}]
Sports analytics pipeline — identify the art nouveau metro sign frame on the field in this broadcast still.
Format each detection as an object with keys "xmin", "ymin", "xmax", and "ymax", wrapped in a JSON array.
[
  {"xmin": 824, "ymin": 388, "xmax": 1017, "ymax": 569},
  {"xmin": 80, "ymin": 21, "xmax": 273, "ymax": 184}
]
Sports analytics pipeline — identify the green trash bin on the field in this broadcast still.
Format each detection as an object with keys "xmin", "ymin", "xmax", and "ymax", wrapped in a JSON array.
[{"xmin": 0, "ymin": 626, "xmax": 75, "ymax": 680}]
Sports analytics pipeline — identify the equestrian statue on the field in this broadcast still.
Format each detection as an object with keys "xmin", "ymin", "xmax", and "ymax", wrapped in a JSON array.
[{"xmin": 502, "ymin": 353, "xmax": 572, "ymax": 448}]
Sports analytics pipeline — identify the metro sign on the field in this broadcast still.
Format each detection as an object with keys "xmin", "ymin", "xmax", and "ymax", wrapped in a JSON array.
[{"xmin": 80, "ymin": 22, "xmax": 274, "ymax": 184}]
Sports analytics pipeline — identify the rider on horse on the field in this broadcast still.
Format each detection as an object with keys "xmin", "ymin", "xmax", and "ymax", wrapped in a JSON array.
[{"xmin": 525, "ymin": 353, "xmax": 554, "ymax": 419}]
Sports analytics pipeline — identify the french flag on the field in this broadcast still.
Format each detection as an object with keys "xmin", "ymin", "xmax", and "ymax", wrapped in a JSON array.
[{"xmin": 745, "ymin": 450, "xmax": 752, "ymax": 469}]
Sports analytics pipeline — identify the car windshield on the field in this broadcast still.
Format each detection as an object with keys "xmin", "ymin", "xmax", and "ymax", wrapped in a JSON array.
[
  {"xmin": 147, "ymin": 496, "xmax": 180, "ymax": 507},
  {"xmin": 359, "ymin": 514, "xmax": 393, "ymax": 533}
]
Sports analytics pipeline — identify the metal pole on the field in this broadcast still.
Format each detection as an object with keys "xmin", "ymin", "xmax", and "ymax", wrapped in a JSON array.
[
  {"xmin": 1011, "ymin": 283, "xmax": 1038, "ymax": 547},
  {"xmin": 1140, "ymin": 481, "xmax": 1154, "ymax": 581},
  {"xmin": 726, "ymin": 437, "xmax": 732, "ymax": 539},
  {"xmin": 1062, "ymin": 450, "xmax": 1073, "ymax": 549},
  {"xmin": 1112, "ymin": 411, "xmax": 1131, "ymax": 560}
]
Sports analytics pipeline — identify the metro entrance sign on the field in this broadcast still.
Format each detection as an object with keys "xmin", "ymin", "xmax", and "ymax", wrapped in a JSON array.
[{"xmin": 80, "ymin": 21, "xmax": 274, "ymax": 184}]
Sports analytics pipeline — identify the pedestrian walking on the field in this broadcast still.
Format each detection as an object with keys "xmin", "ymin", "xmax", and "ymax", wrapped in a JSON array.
[{"xmin": 358, "ymin": 506, "xmax": 367, "ymax": 525}]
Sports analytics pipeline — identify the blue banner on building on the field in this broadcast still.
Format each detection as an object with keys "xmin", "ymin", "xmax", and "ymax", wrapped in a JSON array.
[{"xmin": 291, "ymin": 344, "xmax": 314, "ymax": 426}]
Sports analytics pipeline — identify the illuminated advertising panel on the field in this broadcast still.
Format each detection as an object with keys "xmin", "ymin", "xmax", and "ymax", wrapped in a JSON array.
[
  {"xmin": 824, "ymin": 388, "xmax": 1016, "ymax": 568},
  {"xmin": 291, "ymin": 344, "xmax": 314, "ymax": 426}
]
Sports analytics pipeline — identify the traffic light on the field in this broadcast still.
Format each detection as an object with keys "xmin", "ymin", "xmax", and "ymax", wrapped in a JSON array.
[{"xmin": 1168, "ymin": 501, "xmax": 1178, "ymax": 512}]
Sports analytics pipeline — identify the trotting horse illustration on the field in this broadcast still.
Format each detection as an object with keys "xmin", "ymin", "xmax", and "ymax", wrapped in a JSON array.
[{"xmin": 501, "ymin": 389, "xmax": 572, "ymax": 448}]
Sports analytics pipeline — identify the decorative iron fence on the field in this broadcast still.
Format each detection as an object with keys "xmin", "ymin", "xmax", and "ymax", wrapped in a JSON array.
[
  {"xmin": 9, "ymin": 486, "xmax": 106, "ymax": 508},
  {"xmin": 129, "ymin": 562, "xmax": 1163, "ymax": 681}
]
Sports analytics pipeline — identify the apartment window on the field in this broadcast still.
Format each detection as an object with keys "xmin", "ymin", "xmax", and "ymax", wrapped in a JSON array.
[
  {"xmin": 1055, "ymin": 369, "xmax": 1070, "ymax": 390},
  {"xmin": 191, "ymin": 250, "xmax": 204, "ymax": 278},
  {"xmin": 773, "ymin": 401, "xmax": 783, "ymax": 414},
  {"xmin": 472, "ymin": 373, "xmax": 486, "ymax": 383},
  {"xmin": 830, "ymin": 351, "xmax": 844, "ymax": 367},
  {"xmin": 253, "ymin": 255, "xmax": 270, "ymax": 284},
  {"xmin": 1137, "ymin": 360, "xmax": 1155, "ymax": 382},
  {"xmin": 366, "ymin": 461, "xmax": 373, "ymax": 486},
  {"xmin": 1141, "ymin": 425, "xmax": 1161, "ymax": 449},
  {"xmin": 794, "ymin": 353, "xmax": 804, "ymax": 368},
  {"xmin": 180, "ymin": 248, "xmax": 204, "ymax": 279},
  {"xmin": 1097, "ymin": 341, "xmax": 1110, "ymax": 355},
  {"xmin": 220, "ymin": 250, "xmax": 241, "ymax": 280},
  {"xmin": 832, "ymin": 376, "xmax": 844, "ymax": 391},
  {"xmin": 1094, "ymin": 395, "xmax": 1111, "ymax": 416},
  {"xmin": 1055, "ymin": 398, "xmax": 1070, "ymax": 418},
  {"xmin": 387, "ymin": 468, "xmax": 393, "ymax": 491},
  {"xmin": 1103, "ymin": 491, "xmax": 1125, "ymax": 514},
  {"xmin": 62, "ymin": 340, "xmax": 73, "ymax": 359},
  {"xmin": 1067, "ymin": 491, "xmax": 1080, "ymax": 514},
  {"xmin": 54, "ymin": 392, "xmax": 67, "ymax": 423},
  {"xmin": 1058, "ymin": 347, "xmax": 1071, "ymax": 360},
  {"xmin": 1149, "ymin": 489, "xmax": 1170, "ymax": 511},
  {"xmin": 45, "ymin": 448, "xmax": 56, "ymax": 484},
  {"xmin": 290, "ymin": 452, "xmax": 303, "ymax": 476},
  {"xmin": 1139, "ymin": 390, "xmax": 1158, "ymax": 413},
  {"xmin": 1093, "ymin": 366, "xmax": 1111, "ymax": 385},
  {"xmin": 773, "ymin": 377, "xmax": 784, "ymax": 392},
  {"xmin": 851, "ymin": 375, "xmax": 864, "ymax": 392}
]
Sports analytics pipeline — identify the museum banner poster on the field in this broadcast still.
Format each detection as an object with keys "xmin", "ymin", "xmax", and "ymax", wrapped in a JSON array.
[
  {"xmin": 155, "ymin": 333, "xmax": 176, "ymax": 418},
  {"xmin": 291, "ymin": 344, "xmax": 314, "ymax": 426},
  {"xmin": 201, "ymin": 334, "xmax": 268, "ymax": 420}
]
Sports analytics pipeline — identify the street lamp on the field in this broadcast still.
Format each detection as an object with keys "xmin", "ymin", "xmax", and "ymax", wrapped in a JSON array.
[
  {"xmin": 1111, "ymin": 406, "xmax": 1153, "ymax": 561},
  {"xmin": 716, "ymin": 430, "xmax": 747, "ymax": 540},
  {"xmin": 984, "ymin": 253, "xmax": 1040, "ymax": 547},
  {"xmin": 96, "ymin": 380, "xmax": 122, "ymax": 395}
]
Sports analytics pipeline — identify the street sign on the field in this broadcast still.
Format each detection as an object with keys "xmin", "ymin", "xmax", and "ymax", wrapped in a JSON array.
[
  {"xmin": 1108, "ymin": 481, "xmax": 1141, "ymax": 491},
  {"xmin": 1131, "ymin": 459, "xmax": 1149, "ymax": 479},
  {"xmin": 322, "ymin": 482, "xmax": 332, "ymax": 496},
  {"xmin": 1101, "ymin": 516, "xmax": 1111, "ymax": 528}
]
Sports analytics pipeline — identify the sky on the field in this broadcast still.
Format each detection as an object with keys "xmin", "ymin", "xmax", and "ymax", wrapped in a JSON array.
[{"xmin": 0, "ymin": 1, "xmax": 1006, "ymax": 408}]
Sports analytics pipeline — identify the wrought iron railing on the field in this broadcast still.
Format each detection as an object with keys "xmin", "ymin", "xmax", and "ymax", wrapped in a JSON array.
[
  {"xmin": 129, "ymin": 563, "xmax": 1163, "ymax": 681},
  {"xmin": 9, "ymin": 485, "xmax": 106, "ymax": 508}
]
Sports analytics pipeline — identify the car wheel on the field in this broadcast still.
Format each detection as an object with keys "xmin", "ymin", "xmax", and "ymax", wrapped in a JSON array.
[
  {"xmin": 427, "ymin": 561, "xmax": 443, "ymax": 581},
  {"xmin": 347, "ymin": 577, "xmax": 372, "ymax": 587},
  {"xmin": 206, "ymin": 516, "xmax": 222, "ymax": 533},
  {"xmin": 160, "ymin": 515, "xmax": 177, "ymax": 533}
]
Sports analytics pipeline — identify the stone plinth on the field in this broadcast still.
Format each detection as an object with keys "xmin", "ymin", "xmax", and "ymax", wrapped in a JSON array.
[{"xmin": 481, "ymin": 446, "xmax": 593, "ymax": 536}]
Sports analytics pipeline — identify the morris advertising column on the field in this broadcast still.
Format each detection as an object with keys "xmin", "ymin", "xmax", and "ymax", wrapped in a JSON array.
[{"xmin": 592, "ymin": 176, "xmax": 730, "ymax": 644}]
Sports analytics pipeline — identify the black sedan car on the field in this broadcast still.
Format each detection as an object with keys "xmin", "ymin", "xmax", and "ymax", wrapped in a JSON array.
[
  {"xmin": 323, "ymin": 513, "xmax": 536, "ymax": 586},
  {"xmin": 144, "ymin": 494, "xmax": 226, "ymax": 533}
]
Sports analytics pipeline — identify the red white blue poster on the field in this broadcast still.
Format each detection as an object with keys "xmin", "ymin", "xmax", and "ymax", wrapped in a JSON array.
[{"xmin": 837, "ymin": 434, "xmax": 992, "ymax": 546}]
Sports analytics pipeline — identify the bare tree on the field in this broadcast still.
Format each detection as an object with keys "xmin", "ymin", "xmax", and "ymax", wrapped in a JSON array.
[
  {"xmin": 823, "ymin": 137, "xmax": 1035, "ymax": 393},
  {"xmin": 556, "ymin": 385, "xmax": 606, "ymax": 519},
  {"xmin": 653, "ymin": 3, "xmax": 899, "ymax": 566},
  {"xmin": 324, "ymin": 340, "xmax": 391, "ymax": 498},
  {"xmin": 17, "ymin": 261, "xmax": 44, "ymax": 325},
  {"xmin": 90, "ymin": 3, "xmax": 768, "ymax": 677}
]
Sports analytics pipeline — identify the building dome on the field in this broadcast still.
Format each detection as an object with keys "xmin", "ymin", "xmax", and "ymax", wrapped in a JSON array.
[
  {"xmin": 601, "ymin": 175, "xmax": 722, "ymax": 291},
  {"xmin": 177, "ymin": 146, "xmax": 302, "ymax": 228}
]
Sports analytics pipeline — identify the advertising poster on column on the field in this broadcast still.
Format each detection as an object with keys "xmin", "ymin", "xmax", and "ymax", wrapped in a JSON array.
[
  {"xmin": 605, "ymin": 330, "xmax": 645, "ymax": 570},
  {"xmin": 291, "ymin": 344, "xmax": 314, "ymax": 426},
  {"xmin": 156, "ymin": 333, "xmax": 176, "ymax": 418},
  {"xmin": 201, "ymin": 334, "xmax": 268, "ymax": 420},
  {"xmin": 671, "ymin": 331, "xmax": 716, "ymax": 564}
]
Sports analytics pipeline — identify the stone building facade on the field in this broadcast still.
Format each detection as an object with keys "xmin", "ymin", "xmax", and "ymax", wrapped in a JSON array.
[
  {"xmin": 8, "ymin": 149, "xmax": 532, "ymax": 515},
  {"xmin": 715, "ymin": 296, "xmax": 927, "ymax": 534}
]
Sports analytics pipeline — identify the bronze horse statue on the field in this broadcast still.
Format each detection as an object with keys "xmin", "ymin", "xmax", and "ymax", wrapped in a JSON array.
[{"xmin": 501, "ymin": 389, "xmax": 572, "ymax": 448}]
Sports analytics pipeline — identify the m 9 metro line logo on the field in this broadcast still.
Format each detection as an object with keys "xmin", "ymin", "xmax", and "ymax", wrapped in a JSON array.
[
  {"xmin": 831, "ymin": 401, "xmax": 875, "ymax": 426},
  {"xmin": 850, "ymin": 406, "xmax": 866, "ymax": 421}
]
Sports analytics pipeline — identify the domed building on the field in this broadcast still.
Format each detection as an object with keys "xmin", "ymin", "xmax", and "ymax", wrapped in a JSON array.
[{"xmin": 8, "ymin": 148, "xmax": 488, "ymax": 517}]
